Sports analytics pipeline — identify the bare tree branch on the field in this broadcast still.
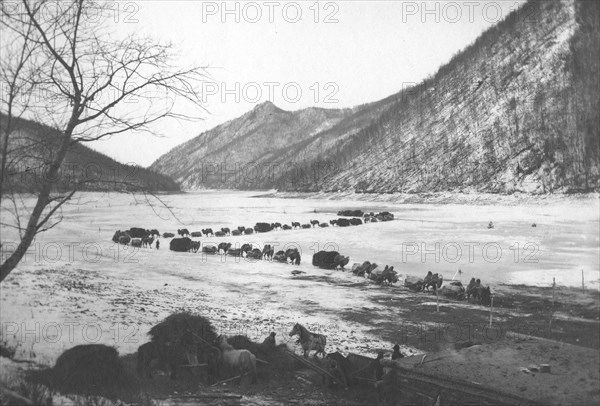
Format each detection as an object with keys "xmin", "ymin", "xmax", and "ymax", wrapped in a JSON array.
[{"xmin": 1, "ymin": 0, "xmax": 208, "ymax": 282}]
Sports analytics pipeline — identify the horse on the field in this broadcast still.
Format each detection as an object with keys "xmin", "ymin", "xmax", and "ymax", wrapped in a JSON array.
[
  {"xmin": 289, "ymin": 323, "xmax": 326, "ymax": 358},
  {"xmin": 218, "ymin": 336, "xmax": 257, "ymax": 384}
]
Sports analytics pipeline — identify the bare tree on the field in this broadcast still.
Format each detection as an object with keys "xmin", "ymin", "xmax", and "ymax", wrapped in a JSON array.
[{"xmin": 0, "ymin": 0, "xmax": 208, "ymax": 282}]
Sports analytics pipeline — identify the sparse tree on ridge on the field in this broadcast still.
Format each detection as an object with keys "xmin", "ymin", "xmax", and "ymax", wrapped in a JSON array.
[{"xmin": 0, "ymin": 0, "xmax": 209, "ymax": 282}]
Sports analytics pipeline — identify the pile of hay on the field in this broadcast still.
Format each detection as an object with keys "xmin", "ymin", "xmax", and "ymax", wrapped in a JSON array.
[
  {"xmin": 147, "ymin": 312, "xmax": 220, "ymax": 381},
  {"xmin": 149, "ymin": 312, "xmax": 218, "ymax": 348},
  {"xmin": 52, "ymin": 344, "xmax": 123, "ymax": 396}
]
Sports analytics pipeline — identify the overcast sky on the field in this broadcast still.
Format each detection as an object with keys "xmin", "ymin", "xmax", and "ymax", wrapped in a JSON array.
[{"xmin": 87, "ymin": 0, "xmax": 526, "ymax": 167}]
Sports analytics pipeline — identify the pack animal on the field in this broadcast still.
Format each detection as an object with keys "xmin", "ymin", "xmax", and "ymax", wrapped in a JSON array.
[
  {"xmin": 218, "ymin": 242, "xmax": 232, "ymax": 254},
  {"xmin": 289, "ymin": 323, "xmax": 326, "ymax": 358},
  {"xmin": 170, "ymin": 237, "xmax": 192, "ymax": 252},
  {"xmin": 312, "ymin": 251, "xmax": 349, "ymax": 269},
  {"xmin": 262, "ymin": 244, "xmax": 274, "ymax": 260},
  {"xmin": 286, "ymin": 248, "xmax": 301, "ymax": 265},
  {"xmin": 218, "ymin": 336, "xmax": 257, "ymax": 384}
]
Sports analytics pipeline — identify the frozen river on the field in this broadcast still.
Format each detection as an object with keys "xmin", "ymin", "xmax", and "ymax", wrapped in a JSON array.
[
  {"xmin": 4, "ymin": 190, "xmax": 599, "ymax": 289},
  {"xmin": 1, "ymin": 190, "xmax": 598, "ymax": 363}
]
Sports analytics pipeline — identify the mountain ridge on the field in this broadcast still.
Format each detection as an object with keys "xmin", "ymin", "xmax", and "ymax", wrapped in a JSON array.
[
  {"xmin": 1, "ymin": 113, "xmax": 180, "ymax": 193},
  {"xmin": 152, "ymin": 0, "xmax": 599, "ymax": 193}
]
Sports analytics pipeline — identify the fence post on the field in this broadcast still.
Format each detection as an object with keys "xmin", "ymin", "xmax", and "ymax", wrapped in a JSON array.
[
  {"xmin": 549, "ymin": 277, "xmax": 556, "ymax": 332},
  {"xmin": 489, "ymin": 296, "xmax": 494, "ymax": 328}
]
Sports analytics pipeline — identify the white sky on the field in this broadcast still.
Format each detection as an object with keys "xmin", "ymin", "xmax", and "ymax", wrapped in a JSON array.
[{"xmin": 85, "ymin": 0, "xmax": 527, "ymax": 167}]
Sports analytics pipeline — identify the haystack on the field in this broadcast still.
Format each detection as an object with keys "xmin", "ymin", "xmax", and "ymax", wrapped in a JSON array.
[
  {"xmin": 148, "ymin": 312, "xmax": 220, "ymax": 381},
  {"xmin": 149, "ymin": 312, "xmax": 218, "ymax": 348},
  {"xmin": 53, "ymin": 344, "xmax": 123, "ymax": 395}
]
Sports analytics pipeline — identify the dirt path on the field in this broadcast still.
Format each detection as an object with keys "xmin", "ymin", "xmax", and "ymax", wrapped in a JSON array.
[{"xmin": 1, "ymin": 255, "xmax": 598, "ymax": 405}]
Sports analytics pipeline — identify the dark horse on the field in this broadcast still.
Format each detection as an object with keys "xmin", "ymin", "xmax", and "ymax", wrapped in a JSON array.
[{"xmin": 289, "ymin": 323, "xmax": 326, "ymax": 358}]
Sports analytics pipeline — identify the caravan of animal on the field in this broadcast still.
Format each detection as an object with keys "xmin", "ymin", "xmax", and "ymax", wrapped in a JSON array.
[{"xmin": 112, "ymin": 212, "xmax": 390, "ymax": 249}]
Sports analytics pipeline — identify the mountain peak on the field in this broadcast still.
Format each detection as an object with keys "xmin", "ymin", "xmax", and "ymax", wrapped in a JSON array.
[{"xmin": 253, "ymin": 100, "xmax": 283, "ymax": 113}]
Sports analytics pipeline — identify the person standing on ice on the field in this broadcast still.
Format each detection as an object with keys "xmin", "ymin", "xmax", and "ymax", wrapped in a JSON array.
[{"xmin": 156, "ymin": 240, "xmax": 160, "ymax": 250}]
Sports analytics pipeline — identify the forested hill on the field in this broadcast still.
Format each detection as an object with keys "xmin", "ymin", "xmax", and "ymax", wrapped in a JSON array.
[
  {"xmin": 153, "ymin": 0, "xmax": 599, "ymax": 194},
  {"xmin": 1, "ymin": 114, "xmax": 180, "ymax": 193}
]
